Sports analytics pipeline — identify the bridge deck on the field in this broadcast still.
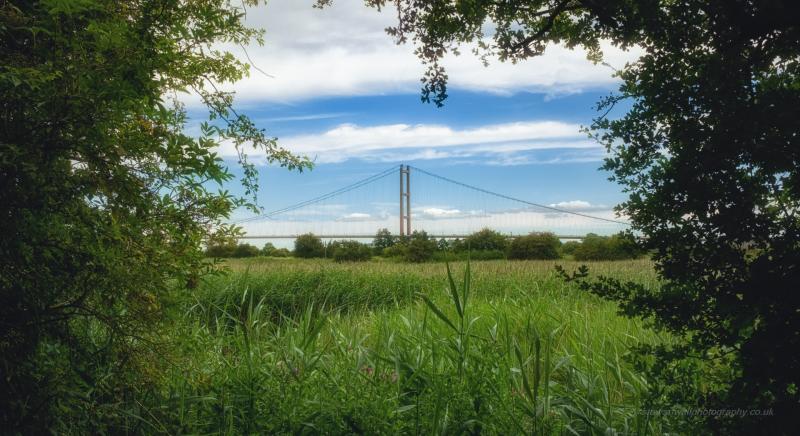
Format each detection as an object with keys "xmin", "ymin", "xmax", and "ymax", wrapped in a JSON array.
[{"xmin": 238, "ymin": 234, "xmax": 587, "ymax": 240}]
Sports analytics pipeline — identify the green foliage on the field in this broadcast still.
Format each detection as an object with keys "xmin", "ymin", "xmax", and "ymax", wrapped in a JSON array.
[
  {"xmin": 403, "ymin": 230, "xmax": 437, "ymax": 262},
  {"xmin": 461, "ymin": 227, "xmax": 508, "ymax": 252},
  {"xmin": 372, "ymin": 228, "xmax": 396, "ymax": 254},
  {"xmin": 232, "ymin": 243, "xmax": 261, "ymax": 258},
  {"xmin": 332, "ymin": 240, "xmax": 373, "ymax": 262},
  {"xmin": 260, "ymin": 242, "xmax": 291, "ymax": 258},
  {"xmin": 206, "ymin": 243, "xmax": 263, "ymax": 258},
  {"xmin": 573, "ymin": 233, "xmax": 642, "ymax": 261},
  {"xmin": 0, "ymin": 0, "xmax": 309, "ymax": 432},
  {"xmin": 274, "ymin": 248, "xmax": 291, "ymax": 257},
  {"xmin": 382, "ymin": 243, "xmax": 407, "ymax": 259},
  {"xmin": 561, "ymin": 240, "xmax": 581, "ymax": 256},
  {"xmin": 261, "ymin": 242, "xmax": 278, "ymax": 256},
  {"xmin": 322, "ymin": 0, "xmax": 800, "ymax": 431},
  {"xmin": 156, "ymin": 258, "xmax": 669, "ymax": 433},
  {"xmin": 206, "ymin": 242, "xmax": 238, "ymax": 258},
  {"xmin": 294, "ymin": 233, "xmax": 325, "ymax": 258},
  {"xmin": 508, "ymin": 233, "xmax": 562, "ymax": 260},
  {"xmin": 432, "ymin": 249, "xmax": 506, "ymax": 262}
]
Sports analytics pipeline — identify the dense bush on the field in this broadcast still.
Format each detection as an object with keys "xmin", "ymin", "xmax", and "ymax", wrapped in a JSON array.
[
  {"xmin": 462, "ymin": 228, "xmax": 509, "ymax": 252},
  {"xmin": 508, "ymin": 232, "xmax": 562, "ymax": 260},
  {"xmin": 206, "ymin": 243, "xmax": 237, "ymax": 258},
  {"xmin": 232, "ymin": 243, "xmax": 260, "ymax": 258},
  {"xmin": 294, "ymin": 233, "xmax": 325, "ymax": 258},
  {"xmin": 404, "ymin": 231, "xmax": 437, "ymax": 262},
  {"xmin": 382, "ymin": 243, "xmax": 406, "ymax": 258},
  {"xmin": 206, "ymin": 243, "xmax": 261, "ymax": 258},
  {"xmin": 261, "ymin": 242, "xmax": 277, "ymax": 256},
  {"xmin": 0, "ymin": 0, "xmax": 310, "ymax": 431},
  {"xmin": 271, "ymin": 248, "xmax": 291, "ymax": 258},
  {"xmin": 332, "ymin": 241, "xmax": 373, "ymax": 262},
  {"xmin": 561, "ymin": 241, "xmax": 581, "ymax": 256},
  {"xmin": 573, "ymin": 233, "xmax": 641, "ymax": 261},
  {"xmin": 372, "ymin": 228, "xmax": 396, "ymax": 254},
  {"xmin": 260, "ymin": 243, "xmax": 291, "ymax": 257}
]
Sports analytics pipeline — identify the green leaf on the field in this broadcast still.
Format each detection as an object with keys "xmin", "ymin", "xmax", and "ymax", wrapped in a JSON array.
[
  {"xmin": 418, "ymin": 293, "xmax": 458, "ymax": 333},
  {"xmin": 445, "ymin": 261, "xmax": 462, "ymax": 318}
]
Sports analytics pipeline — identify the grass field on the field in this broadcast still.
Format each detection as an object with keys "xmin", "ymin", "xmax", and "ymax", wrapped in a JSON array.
[{"xmin": 143, "ymin": 258, "xmax": 674, "ymax": 434}]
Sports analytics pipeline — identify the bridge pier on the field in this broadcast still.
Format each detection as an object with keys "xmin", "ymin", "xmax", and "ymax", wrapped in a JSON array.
[{"xmin": 400, "ymin": 165, "xmax": 411, "ymax": 236}]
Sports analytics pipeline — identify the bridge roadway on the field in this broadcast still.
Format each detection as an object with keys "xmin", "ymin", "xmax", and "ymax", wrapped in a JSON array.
[{"xmin": 239, "ymin": 234, "xmax": 587, "ymax": 240}]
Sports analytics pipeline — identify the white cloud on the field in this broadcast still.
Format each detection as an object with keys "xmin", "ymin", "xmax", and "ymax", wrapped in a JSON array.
[
  {"xmin": 338, "ymin": 212, "xmax": 372, "ymax": 221},
  {"xmin": 216, "ymin": 119, "xmax": 601, "ymax": 164},
  {"xmin": 187, "ymin": 0, "xmax": 641, "ymax": 105},
  {"xmin": 419, "ymin": 208, "xmax": 462, "ymax": 218},
  {"xmin": 548, "ymin": 200, "xmax": 609, "ymax": 212},
  {"xmin": 262, "ymin": 113, "xmax": 349, "ymax": 122}
]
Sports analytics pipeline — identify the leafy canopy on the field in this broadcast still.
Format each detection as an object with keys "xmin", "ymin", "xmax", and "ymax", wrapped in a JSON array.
[
  {"xmin": 1, "ymin": 0, "xmax": 309, "ymax": 431},
  {"xmin": 321, "ymin": 0, "xmax": 800, "ymax": 432}
]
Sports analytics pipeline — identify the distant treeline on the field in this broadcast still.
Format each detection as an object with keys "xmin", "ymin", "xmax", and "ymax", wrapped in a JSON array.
[{"xmin": 206, "ymin": 228, "xmax": 643, "ymax": 262}]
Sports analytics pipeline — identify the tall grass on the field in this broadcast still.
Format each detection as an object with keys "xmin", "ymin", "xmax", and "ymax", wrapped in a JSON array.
[{"xmin": 127, "ymin": 258, "xmax": 673, "ymax": 434}]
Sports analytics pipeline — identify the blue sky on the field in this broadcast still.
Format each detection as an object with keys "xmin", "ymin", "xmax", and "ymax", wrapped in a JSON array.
[{"xmin": 185, "ymin": 1, "xmax": 640, "ymax": 239}]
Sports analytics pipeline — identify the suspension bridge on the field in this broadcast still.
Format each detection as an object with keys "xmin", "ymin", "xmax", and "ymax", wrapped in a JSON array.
[{"xmin": 233, "ymin": 165, "xmax": 629, "ymax": 242}]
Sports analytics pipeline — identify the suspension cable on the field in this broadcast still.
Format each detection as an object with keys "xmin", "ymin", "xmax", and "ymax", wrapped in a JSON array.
[
  {"xmin": 232, "ymin": 165, "xmax": 400, "ymax": 224},
  {"xmin": 409, "ymin": 165, "xmax": 631, "ymax": 226}
]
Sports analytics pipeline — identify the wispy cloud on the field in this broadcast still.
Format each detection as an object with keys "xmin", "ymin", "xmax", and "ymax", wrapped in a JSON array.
[
  {"xmin": 216, "ymin": 119, "xmax": 603, "ymax": 164},
  {"xmin": 548, "ymin": 200, "xmax": 609, "ymax": 212},
  {"xmin": 185, "ymin": 0, "xmax": 641, "ymax": 105},
  {"xmin": 262, "ymin": 113, "xmax": 350, "ymax": 122}
]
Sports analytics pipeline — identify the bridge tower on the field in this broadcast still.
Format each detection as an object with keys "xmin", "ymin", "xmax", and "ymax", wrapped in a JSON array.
[{"xmin": 399, "ymin": 165, "xmax": 411, "ymax": 236}]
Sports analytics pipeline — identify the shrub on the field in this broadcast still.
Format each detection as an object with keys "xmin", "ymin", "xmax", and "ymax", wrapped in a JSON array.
[
  {"xmin": 205, "ymin": 243, "xmax": 237, "ymax": 258},
  {"xmin": 261, "ymin": 242, "xmax": 277, "ymax": 256},
  {"xmin": 573, "ymin": 233, "xmax": 642, "ymax": 261},
  {"xmin": 561, "ymin": 240, "xmax": 581, "ymax": 256},
  {"xmin": 271, "ymin": 248, "xmax": 291, "ymax": 258},
  {"xmin": 294, "ymin": 233, "xmax": 325, "ymax": 258},
  {"xmin": 382, "ymin": 243, "xmax": 406, "ymax": 258},
  {"xmin": 206, "ymin": 243, "xmax": 261, "ymax": 258},
  {"xmin": 231, "ymin": 243, "xmax": 260, "ymax": 258},
  {"xmin": 404, "ymin": 231, "xmax": 437, "ymax": 262},
  {"xmin": 332, "ymin": 241, "xmax": 372, "ymax": 262},
  {"xmin": 372, "ymin": 228, "xmax": 396, "ymax": 254},
  {"xmin": 462, "ymin": 228, "xmax": 508, "ymax": 252},
  {"xmin": 508, "ymin": 232, "xmax": 562, "ymax": 260}
]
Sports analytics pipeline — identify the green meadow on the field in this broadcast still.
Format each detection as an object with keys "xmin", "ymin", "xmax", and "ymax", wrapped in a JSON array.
[{"xmin": 134, "ymin": 258, "xmax": 677, "ymax": 434}]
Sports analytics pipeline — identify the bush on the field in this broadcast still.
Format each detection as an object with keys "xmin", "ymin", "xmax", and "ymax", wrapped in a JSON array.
[
  {"xmin": 206, "ymin": 243, "xmax": 261, "ymax": 258},
  {"xmin": 382, "ymin": 243, "xmax": 406, "ymax": 258},
  {"xmin": 561, "ymin": 240, "xmax": 581, "ymax": 256},
  {"xmin": 205, "ymin": 243, "xmax": 236, "ymax": 258},
  {"xmin": 294, "ymin": 233, "xmax": 325, "ymax": 258},
  {"xmin": 404, "ymin": 231, "xmax": 437, "ymax": 262},
  {"xmin": 261, "ymin": 242, "xmax": 277, "ymax": 256},
  {"xmin": 271, "ymin": 248, "xmax": 291, "ymax": 258},
  {"xmin": 231, "ymin": 243, "xmax": 260, "ymax": 258},
  {"xmin": 372, "ymin": 228, "xmax": 396, "ymax": 254},
  {"xmin": 462, "ymin": 228, "xmax": 508, "ymax": 252},
  {"xmin": 508, "ymin": 232, "xmax": 562, "ymax": 260},
  {"xmin": 573, "ymin": 233, "xmax": 642, "ymax": 261},
  {"xmin": 332, "ymin": 241, "xmax": 372, "ymax": 262}
]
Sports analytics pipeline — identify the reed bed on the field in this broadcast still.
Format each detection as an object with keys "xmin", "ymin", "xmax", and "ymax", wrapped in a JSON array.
[{"xmin": 138, "ymin": 258, "xmax": 674, "ymax": 434}]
